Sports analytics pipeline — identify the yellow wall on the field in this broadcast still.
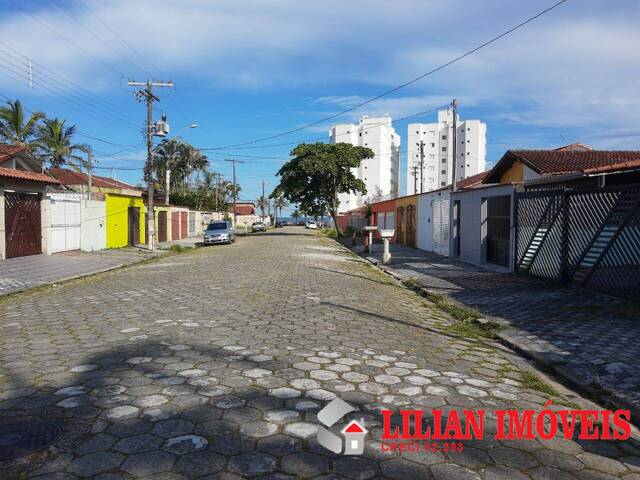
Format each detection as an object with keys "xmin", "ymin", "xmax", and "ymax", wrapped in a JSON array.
[
  {"xmin": 500, "ymin": 161, "xmax": 524, "ymax": 183},
  {"xmin": 106, "ymin": 194, "xmax": 146, "ymax": 248}
]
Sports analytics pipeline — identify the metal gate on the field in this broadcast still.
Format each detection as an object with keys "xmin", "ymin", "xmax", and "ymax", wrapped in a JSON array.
[
  {"xmin": 515, "ymin": 186, "xmax": 640, "ymax": 299},
  {"xmin": 5, "ymin": 191, "xmax": 41, "ymax": 258},
  {"xmin": 158, "ymin": 211, "xmax": 167, "ymax": 242},
  {"xmin": 180, "ymin": 211, "xmax": 188, "ymax": 238},
  {"xmin": 189, "ymin": 211, "xmax": 196, "ymax": 237},
  {"xmin": 128, "ymin": 207, "xmax": 140, "ymax": 246},
  {"xmin": 406, "ymin": 204, "xmax": 416, "ymax": 247},
  {"xmin": 171, "ymin": 212, "xmax": 180, "ymax": 239},
  {"xmin": 486, "ymin": 196, "xmax": 511, "ymax": 267},
  {"xmin": 49, "ymin": 194, "xmax": 81, "ymax": 253},
  {"xmin": 432, "ymin": 198, "xmax": 449, "ymax": 256}
]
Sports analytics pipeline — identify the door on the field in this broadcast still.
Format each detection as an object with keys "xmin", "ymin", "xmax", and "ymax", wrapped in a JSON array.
[
  {"xmin": 406, "ymin": 204, "xmax": 416, "ymax": 247},
  {"xmin": 158, "ymin": 211, "xmax": 167, "ymax": 242},
  {"xmin": 171, "ymin": 212, "xmax": 180, "ymax": 239},
  {"xmin": 189, "ymin": 211, "xmax": 196, "ymax": 237},
  {"xmin": 396, "ymin": 207, "xmax": 404, "ymax": 244},
  {"xmin": 5, "ymin": 191, "xmax": 41, "ymax": 258},
  {"xmin": 452, "ymin": 200, "xmax": 461, "ymax": 257},
  {"xmin": 128, "ymin": 206, "xmax": 140, "ymax": 246},
  {"xmin": 181, "ymin": 211, "xmax": 188, "ymax": 238},
  {"xmin": 486, "ymin": 195, "xmax": 511, "ymax": 267},
  {"xmin": 432, "ymin": 198, "xmax": 450, "ymax": 256},
  {"xmin": 49, "ymin": 195, "xmax": 81, "ymax": 253}
]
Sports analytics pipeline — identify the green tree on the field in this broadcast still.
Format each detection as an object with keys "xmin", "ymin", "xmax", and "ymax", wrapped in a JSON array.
[
  {"xmin": 34, "ymin": 118, "xmax": 85, "ymax": 168},
  {"xmin": 291, "ymin": 208, "xmax": 301, "ymax": 225},
  {"xmin": 0, "ymin": 99, "xmax": 45, "ymax": 150},
  {"xmin": 256, "ymin": 195, "xmax": 269, "ymax": 220},
  {"xmin": 271, "ymin": 142, "xmax": 372, "ymax": 234},
  {"xmin": 275, "ymin": 196, "xmax": 288, "ymax": 221}
]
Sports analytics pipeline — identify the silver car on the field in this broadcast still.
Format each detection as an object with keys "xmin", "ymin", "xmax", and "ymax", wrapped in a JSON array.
[{"xmin": 204, "ymin": 221, "xmax": 235, "ymax": 245}]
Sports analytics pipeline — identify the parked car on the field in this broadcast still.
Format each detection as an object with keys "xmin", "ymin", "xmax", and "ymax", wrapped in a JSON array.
[
  {"xmin": 305, "ymin": 221, "xmax": 317, "ymax": 230},
  {"xmin": 252, "ymin": 222, "xmax": 267, "ymax": 233},
  {"xmin": 204, "ymin": 221, "xmax": 235, "ymax": 245},
  {"xmin": 275, "ymin": 221, "xmax": 285, "ymax": 228}
]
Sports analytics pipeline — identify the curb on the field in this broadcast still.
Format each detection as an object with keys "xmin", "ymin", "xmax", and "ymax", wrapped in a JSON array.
[{"xmin": 340, "ymin": 240, "xmax": 640, "ymax": 428}]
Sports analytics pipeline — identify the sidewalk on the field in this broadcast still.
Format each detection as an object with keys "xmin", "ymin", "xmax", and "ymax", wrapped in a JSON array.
[
  {"xmin": 0, "ymin": 248, "xmax": 163, "ymax": 297},
  {"xmin": 344, "ymin": 240, "xmax": 640, "ymax": 421}
]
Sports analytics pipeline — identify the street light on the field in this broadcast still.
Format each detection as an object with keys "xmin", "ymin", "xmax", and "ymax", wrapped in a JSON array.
[{"xmin": 165, "ymin": 123, "xmax": 198, "ymax": 205}]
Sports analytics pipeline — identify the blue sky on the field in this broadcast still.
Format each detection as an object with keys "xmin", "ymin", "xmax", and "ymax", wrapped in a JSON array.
[{"xmin": 1, "ymin": 0, "xmax": 639, "ymax": 212}]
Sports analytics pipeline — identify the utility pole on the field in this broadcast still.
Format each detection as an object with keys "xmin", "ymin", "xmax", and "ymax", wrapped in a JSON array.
[
  {"xmin": 261, "ymin": 179, "xmax": 266, "ymax": 222},
  {"xmin": 128, "ymin": 79, "xmax": 174, "ymax": 251},
  {"xmin": 224, "ymin": 159, "xmax": 244, "ymax": 227},
  {"xmin": 411, "ymin": 165, "xmax": 419, "ymax": 195},
  {"xmin": 214, "ymin": 173, "xmax": 223, "ymax": 213},
  {"xmin": 451, "ymin": 98, "xmax": 458, "ymax": 192},
  {"xmin": 87, "ymin": 149, "xmax": 92, "ymax": 205}
]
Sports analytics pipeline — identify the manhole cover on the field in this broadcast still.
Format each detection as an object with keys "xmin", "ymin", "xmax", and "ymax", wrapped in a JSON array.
[{"xmin": 0, "ymin": 420, "xmax": 61, "ymax": 460}]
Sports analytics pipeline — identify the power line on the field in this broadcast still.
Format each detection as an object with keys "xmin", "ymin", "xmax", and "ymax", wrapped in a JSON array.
[
  {"xmin": 207, "ymin": 0, "xmax": 568, "ymax": 150},
  {"xmin": 0, "ymin": 40, "xmax": 140, "ymax": 123},
  {"xmin": 201, "ymin": 104, "xmax": 448, "ymax": 152},
  {"xmin": 0, "ymin": 52, "xmax": 141, "ymax": 129}
]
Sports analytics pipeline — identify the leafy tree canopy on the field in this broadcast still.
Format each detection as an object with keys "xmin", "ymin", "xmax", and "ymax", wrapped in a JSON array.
[{"xmin": 271, "ymin": 142, "xmax": 373, "ymax": 233}]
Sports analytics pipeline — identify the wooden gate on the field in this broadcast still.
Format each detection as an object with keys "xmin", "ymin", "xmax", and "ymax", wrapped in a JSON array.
[
  {"xmin": 158, "ymin": 211, "xmax": 167, "ymax": 242},
  {"xmin": 128, "ymin": 207, "xmax": 140, "ymax": 246},
  {"xmin": 5, "ymin": 191, "xmax": 41, "ymax": 258},
  {"xmin": 171, "ymin": 212, "xmax": 180, "ymax": 239},
  {"xmin": 406, "ymin": 204, "xmax": 416, "ymax": 247},
  {"xmin": 180, "ymin": 211, "xmax": 188, "ymax": 238},
  {"xmin": 396, "ymin": 206, "xmax": 404, "ymax": 244}
]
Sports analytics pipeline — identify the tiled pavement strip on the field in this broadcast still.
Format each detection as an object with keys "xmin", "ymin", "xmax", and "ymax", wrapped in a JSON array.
[
  {"xmin": 0, "ymin": 248, "xmax": 164, "ymax": 297},
  {"xmin": 0, "ymin": 227, "xmax": 639, "ymax": 479},
  {"xmin": 349, "ymin": 241, "xmax": 640, "ymax": 427}
]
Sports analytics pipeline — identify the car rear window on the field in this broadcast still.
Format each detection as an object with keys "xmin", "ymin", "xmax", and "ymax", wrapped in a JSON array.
[{"xmin": 207, "ymin": 223, "xmax": 227, "ymax": 230}]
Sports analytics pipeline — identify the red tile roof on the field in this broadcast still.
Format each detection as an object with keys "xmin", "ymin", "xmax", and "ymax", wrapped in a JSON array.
[
  {"xmin": 49, "ymin": 168, "xmax": 140, "ymax": 190},
  {"xmin": 0, "ymin": 144, "xmax": 27, "ymax": 164},
  {"xmin": 457, "ymin": 171, "xmax": 491, "ymax": 190},
  {"xmin": 233, "ymin": 204, "xmax": 255, "ymax": 215},
  {"xmin": 484, "ymin": 150, "xmax": 640, "ymax": 183},
  {"xmin": 0, "ymin": 166, "xmax": 59, "ymax": 184}
]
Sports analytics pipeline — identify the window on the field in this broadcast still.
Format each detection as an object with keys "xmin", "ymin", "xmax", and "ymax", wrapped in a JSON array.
[
  {"xmin": 441, "ymin": 181, "xmax": 446, "ymax": 186},
  {"xmin": 442, "ymin": 135, "xmax": 447, "ymax": 140},
  {"xmin": 385, "ymin": 211, "xmax": 395, "ymax": 230},
  {"xmin": 430, "ymin": 143, "xmax": 435, "ymax": 147},
  {"xmin": 466, "ymin": 164, "xmax": 470, "ymax": 167},
  {"xmin": 429, "ymin": 154, "xmax": 435, "ymax": 159},
  {"xmin": 467, "ymin": 152, "xmax": 470, "ymax": 155},
  {"xmin": 442, "ymin": 147, "xmax": 446, "ymax": 152},
  {"xmin": 467, "ymin": 128, "xmax": 471, "ymax": 131},
  {"xmin": 441, "ymin": 158, "xmax": 446, "ymax": 163},
  {"xmin": 416, "ymin": 130, "xmax": 419, "ymax": 134},
  {"xmin": 359, "ymin": 133, "xmax": 362, "ymax": 137},
  {"xmin": 441, "ymin": 170, "xmax": 446, "ymax": 174},
  {"xmin": 467, "ymin": 140, "xmax": 470, "ymax": 143}
]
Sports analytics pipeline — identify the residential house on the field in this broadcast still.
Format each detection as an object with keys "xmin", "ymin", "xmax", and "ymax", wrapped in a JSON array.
[
  {"xmin": 49, "ymin": 168, "xmax": 146, "ymax": 249},
  {"xmin": 0, "ymin": 145, "xmax": 60, "ymax": 259}
]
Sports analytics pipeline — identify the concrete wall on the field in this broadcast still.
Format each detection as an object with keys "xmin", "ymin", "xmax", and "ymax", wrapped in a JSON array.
[
  {"xmin": 106, "ymin": 194, "xmax": 146, "ymax": 248},
  {"xmin": 81, "ymin": 199, "xmax": 106, "ymax": 252},
  {"xmin": 450, "ymin": 184, "xmax": 515, "ymax": 269}
]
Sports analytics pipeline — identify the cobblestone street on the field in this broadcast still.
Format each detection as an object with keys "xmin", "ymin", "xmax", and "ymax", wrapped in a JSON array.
[{"xmin": 1, "ymin": 228, "xmax": 639, "ymax": 479}]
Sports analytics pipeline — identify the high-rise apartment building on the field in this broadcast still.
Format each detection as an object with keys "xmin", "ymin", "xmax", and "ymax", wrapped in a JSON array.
[
  {"xmin": 329, "ymin": 115, "xmax": 401, "ymax": 213},
  {"xmin": 407, "ymin": 108, "xmax": 486, "ymax": 195}
]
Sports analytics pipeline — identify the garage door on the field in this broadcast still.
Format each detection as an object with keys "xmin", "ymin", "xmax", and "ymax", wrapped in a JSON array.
[
  {"xmin": 171, "ymin": 212, "xmax": 180, "ymax": 239},
  {"xmin": 5, "ymin": 191, "xmax": 41, "ymax": 258},
  {"xmin": 49, "ymin": 194, "xmax": 81, "ymax": 253},
  {"xmin": 180, "ymin": 211, "xmax": 188, "ymax": 238}
]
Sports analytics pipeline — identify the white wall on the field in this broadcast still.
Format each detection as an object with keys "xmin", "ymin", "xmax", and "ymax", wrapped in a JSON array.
[
  {"xmin": 81, "ymin": 199, "xmax": 106, "ymax": 252},
  {"xmin": 449, "ymin": 184, "xmax": 515, "ymax": 269},
  {"xmin": 417, "ymin": 189, "xmax": 450, "ymax": 255}
]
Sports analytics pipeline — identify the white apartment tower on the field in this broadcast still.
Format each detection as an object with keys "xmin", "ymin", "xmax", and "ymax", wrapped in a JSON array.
[
  {"xmin": 330, "ymin": 115, "xmax": 401, "ymax": 213},
  {"xmin": 406, "ymin": 108, "xmax": 486, "ymax": 195}
]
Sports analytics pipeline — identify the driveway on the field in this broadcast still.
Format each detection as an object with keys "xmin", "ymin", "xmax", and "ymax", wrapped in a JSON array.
[{"xmin": 1, "ymin": 227, "xmax": 638, "ymax": 479}]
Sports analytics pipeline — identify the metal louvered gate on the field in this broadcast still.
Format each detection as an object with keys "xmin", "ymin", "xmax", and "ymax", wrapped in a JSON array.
[
  {"xmin": 5, "ymin": 192, "xmax": 42, "ymax": 258},
  {"xmin": 515, "ymin": 186, "xmax": 640, "ymax": 299}
]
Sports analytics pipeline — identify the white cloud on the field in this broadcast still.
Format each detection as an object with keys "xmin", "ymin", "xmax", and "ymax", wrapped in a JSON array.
[{"xmin": 1, "ymin": 0, "xmax": 639, "ymax": 147}]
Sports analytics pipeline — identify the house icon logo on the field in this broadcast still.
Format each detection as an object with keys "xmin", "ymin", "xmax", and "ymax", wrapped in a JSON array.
[{"xmin": 316, "ymin": 398, "xmax": 368, "ymax": 455}]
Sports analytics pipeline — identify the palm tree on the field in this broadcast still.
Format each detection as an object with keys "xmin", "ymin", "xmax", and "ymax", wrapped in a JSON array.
[
  {"xmin": 0, "ymin": 99, "xmax": 45, "ymax": 149},
  {"xmin": 256, "ymin": 195, "xmax": 268, "ymax": 221},
  {"xmin": 154, "ymin": 138, "xmax": 183, "ymax": 195},
  {"xmin": 275, "ymin": 196, "xmax": 288, "ymax": 221},
  {"xmin": 34, "ymin": 118, "xmax": 85, "ymax": 168},
  {"xmin": 292, "ymin": 208, "xmax": 301, "ymax": 225}
]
